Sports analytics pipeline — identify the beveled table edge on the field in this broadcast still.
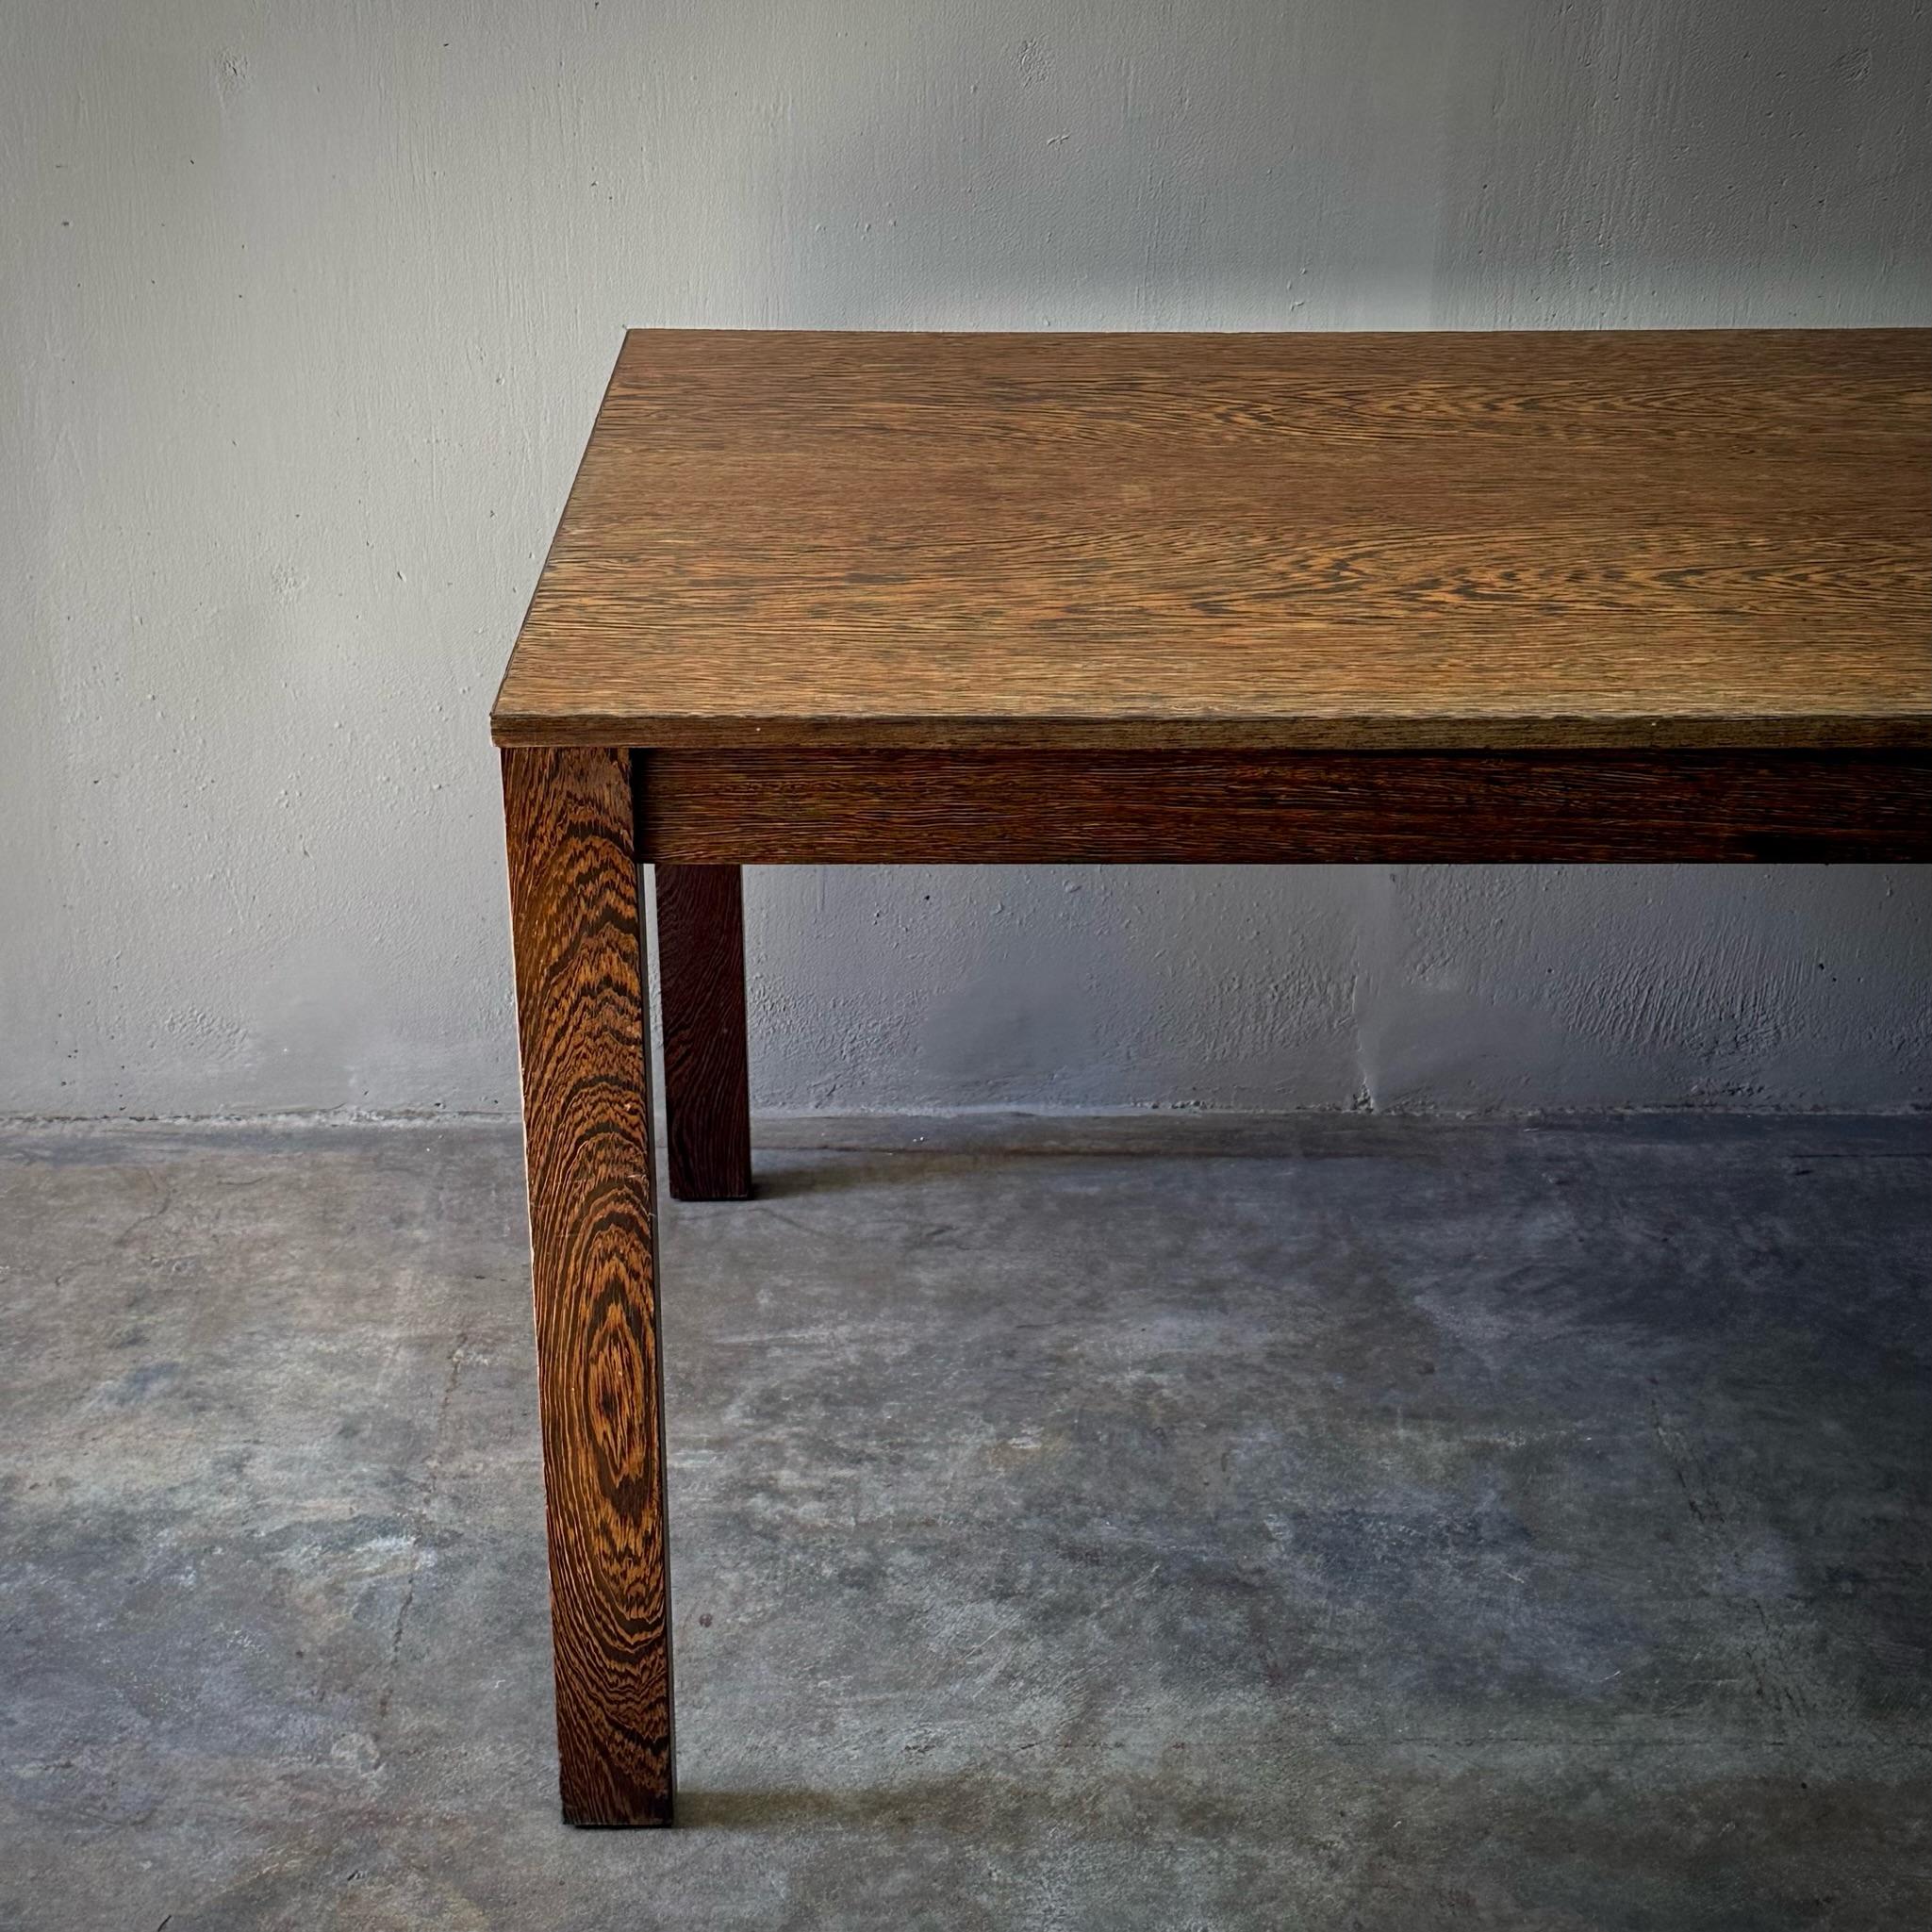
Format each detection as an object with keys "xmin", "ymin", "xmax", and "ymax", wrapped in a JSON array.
[{"xmin": 488, "ymin": 710, "xmax": 1932, "ymax": 751}]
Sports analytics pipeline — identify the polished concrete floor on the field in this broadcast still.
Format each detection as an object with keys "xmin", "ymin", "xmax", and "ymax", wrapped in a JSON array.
[{"xmin": 2, "ymin": 1114, "xmax": 1927, "ymax": 1930}]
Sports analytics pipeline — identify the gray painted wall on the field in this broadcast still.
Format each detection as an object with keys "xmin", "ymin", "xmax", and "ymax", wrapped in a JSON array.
[{"xmin": 4, "ymin": 0, "xmax": 1928, "ymax": 1120}]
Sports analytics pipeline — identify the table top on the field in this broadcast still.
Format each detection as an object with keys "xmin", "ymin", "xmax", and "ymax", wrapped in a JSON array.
[{"xmin": 491, "ymin": 328, "xmax": 1930, "ymax": 751}]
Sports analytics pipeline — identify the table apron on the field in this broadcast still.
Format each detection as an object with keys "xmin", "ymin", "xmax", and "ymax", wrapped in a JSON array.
[{"xmin": 633, "ymin": 749, "xmax": 1931, "ymax": 865}]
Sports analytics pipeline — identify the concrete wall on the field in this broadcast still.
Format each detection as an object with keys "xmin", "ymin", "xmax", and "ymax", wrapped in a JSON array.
[{"xmin": 4, "ymin": 0, "xmax": 1928, "ymax": 1120}]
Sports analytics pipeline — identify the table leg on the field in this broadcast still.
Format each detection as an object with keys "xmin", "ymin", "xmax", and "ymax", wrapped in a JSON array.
[
  {"xmin": 502, "ymin": 746, "xmax": 675, "ymax": 1827},
  {"xmin": 653, "ymin": 861, "xmax": 753, "ymax": 1201}
]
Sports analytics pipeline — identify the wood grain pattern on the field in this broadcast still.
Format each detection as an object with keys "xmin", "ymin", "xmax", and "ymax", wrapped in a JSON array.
[
  {"xmin": 652, "ymin": 859, "xmax": 752, "ymax": 1201},
  {"xmin": 492, "ymin": 329, "xmax": 1930, "ymax": 751},
  {"xmin": 502, "ymin": 746, "xmax": 674, "ymax": 1827},
  {"xmin": 636, "ymin": 750, "xmax": 1932, "ymax": 865}
]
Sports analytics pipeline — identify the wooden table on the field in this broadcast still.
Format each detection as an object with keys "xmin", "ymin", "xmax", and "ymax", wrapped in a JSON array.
[{"xmin": 491, "ymin": 328, "xmax": 1930, "ymax": 1826}]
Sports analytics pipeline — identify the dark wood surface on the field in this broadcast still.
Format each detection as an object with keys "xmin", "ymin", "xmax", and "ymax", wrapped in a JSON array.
[
  {"xmin": 502, "ymin": 746, "xmax": 675, "ymax": 1827},
  {"xmin": 494, "ymin": 328, "xmax": 1930, "ymax": 751},
  {"xmin": 652, "ymin": 860, "xmax": 753, "ymax": 1201},
  {"xmin": 636, "ymin": 750, "xmax": 1932, "ymax": 865}
]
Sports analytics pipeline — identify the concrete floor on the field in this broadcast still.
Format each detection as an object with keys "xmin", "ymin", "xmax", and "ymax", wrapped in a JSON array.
[{"xmin": 1, "ymin": 1115, "xmax": 1927, "ymax": 1930}]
